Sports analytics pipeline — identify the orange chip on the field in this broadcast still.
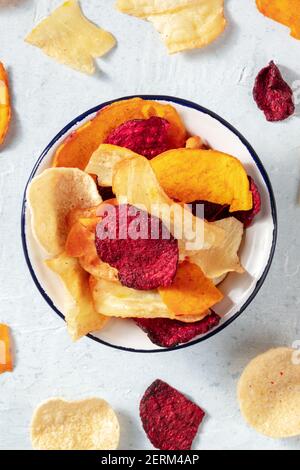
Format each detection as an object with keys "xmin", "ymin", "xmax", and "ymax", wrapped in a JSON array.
[
  {"xmin": 0, "ymin": 62, "xmax": 11, "ymax": 145},
  {"xmin": 158, "ymin": 261, "xmax": 223, "ymax": 317},
  {"xmin": 256, "ymin": 0, "xmax": 300, "ymax": 39},
  {"xmin": 151, "ymin": 148, "xmax": 253, "ymax": 212},
  {"xmin": 65, "ymin": 222, "xmax": 94, "ymax": 258},
  {"xmin": 52, "ymin": 98, "xmax": 187, "ymax": 170},
  {"xmin": 67, "ymin": 205, "xmax": 100, "ymax": 231},
  {"xmin": 0, "ymin": 324, "xmax": 13, "ymax": 374}
]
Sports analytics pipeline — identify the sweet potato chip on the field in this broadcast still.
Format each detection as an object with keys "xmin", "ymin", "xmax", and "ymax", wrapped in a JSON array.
[
  {"xmin": 238, "ymin": 348, "xmax": 300, "ymax": 438},
  {"xmin": 256, "ymin": 0, "xmax": 300, "ymax": 39},
  {"xmin": 65, "ymin": 222, "xmax": 94, "ymax": 258},
  {"xmin": 53, "ymin": 98, "xmax": 186, "ymax": 170},
  {"xmin": 116, "ymin": 0, "xmax": 198, "ymax": 16},
  {"xmin": 112, "ymin": 155, "xmax": 224, "ymax": 252},
  {"xmin": 27, "ymin": 168, "xmax": 102, "ymax": 256},
  {"xmin": 0, "ymin": 324, "xmax": 13, "ymax": 374},
  {"xmin": 31, "ymin": 398, "xmax": 120, "ymax": 450},
  {"xmin": 158, "ymin": 261, "xmax": 223, "ymax": 317},
  {"xmin": 148, "ymin": 0, "xmax": 226, "ymax": 53},
  {"xmin": 46, "ymin": 253, "xmax": 108, "ymax": 340},
  {"xmin": 189, "ymin": 217, "xmax": 244, "ymax": 279},
  {"xmin": 151, "ymin": 149, "xmax": 253, "ymax": 212},
  {"xmin": 90, "ymin": 277, "xmax": 174, "ymax": 319},
  {"xmin": 0, "ymin": 62, "xmax": 11, "ymax": 146},
  {"xmin": 25, "ymin": 0, "xmax": 116, "ymax": 74},
  {"xmin": 85, "ymin": 144, "xmax": 139, "ymax": 187}
]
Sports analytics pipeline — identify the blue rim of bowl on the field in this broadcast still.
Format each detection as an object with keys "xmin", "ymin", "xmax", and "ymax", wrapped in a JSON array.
[{"xmin": 21, "ymin": 95, "xmax": 278, "ymax": 353}]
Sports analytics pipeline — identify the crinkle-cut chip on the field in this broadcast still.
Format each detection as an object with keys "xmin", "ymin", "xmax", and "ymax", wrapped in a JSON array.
[
  {"xmin": 90, "ymin": 277, "xmax": 178, "ymax": 319},
  {"xmin": 151, "ymin": 148, "xmax": 253, "ymax": 212},
  {"xmin": 253, "ymin": 60, "xmax": 295, "ymax": 122},
  {"xmin": 116, "ymin": 0, "xmax": 198, "ymax": 16},
  {"xmin": 189, "ymin": 217, "xmax": 244, "ymax": 279},
  {"xmin": 238, "ymin": 348, "xmax": 300, "ymax": 438},
  {"xmin": 134, "ymin": 312, "xmax": 220, "ymax": 347},
  {"xmin": 31, "ymin": 398, "xmax": 120, "ymax": 450},
  {"xmin": 140, "ymin": 379, "xmax": 205, "ymax": 450},
  {"xmin": 105, "ymin": 117, "xmax": 172, "ymax": 160},
  {"xmin": 53, "ymin": 98, "xmax": 186, "ymax": 170},
  {"xmin": 95, "ymin": 204, "xmax": 179, "ymax": 290},
  {"xmin": 0, "ymin": 324, "xmax": 13, "ymax": 374},
  {"xmin": 27, "ymin": 168, "xmax": 102, "ymax": 256},
  {"xmin": 25, "ymin": 0, "xmax": 116, "ymax": 75},
  {"xmin": 112, "ymin": 155, "xmax": 224, "ymax": 253},
  {"xmin": 46, "ymin": 253, "xmax": 108, "ymax": 341},
  {"xmin": 256, "ymin": 0, "xmax": 300, "ymax": 39},
  {"xmin": 85, "ymin": 144, "xmax": 139, "ymax": 187},
  {"xmin": 148, "ymin": 0, "xmax": 226, "ymax": 54},
  {"xmin": 158, "ymin": 261, "xmax": 223, "ymax": 317},
  {"xmin": 0, "ymin": 62, "xmax": 11, "ymax": 145}
]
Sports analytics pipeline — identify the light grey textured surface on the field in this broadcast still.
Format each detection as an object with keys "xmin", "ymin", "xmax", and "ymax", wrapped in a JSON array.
[{"xmin": 0, "ymin": 0, "xmax": 300, "ymax": 450}]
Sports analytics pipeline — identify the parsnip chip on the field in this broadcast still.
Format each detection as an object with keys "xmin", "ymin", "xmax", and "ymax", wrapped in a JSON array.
[
  {"xmin": 148, "ymin": 0, "xmax": 226, "ymax": 53},
  {"xmin": 53, "ymin": 98, "xmax": 186, "ymax": 170},
  {"xmin": 0, "ymin": 62, "xmax": 11, "ymax": 145},
  {"xmin": 189, "ymin": 217, "xmax": 244, "ymax": 279},
  {"xmin": 27, "ymin": 168, "xmax": 102, "ymax": 256},
  {"xmin": 116, "ymin": 0, "xmax": 198, "ymax": 16},
  {"xmin": 158, "ymin": 261, "xmax": 223, "ymax": 317},
  {"xmin": 0, "ymin": 324, "xmax": 13, "ymax": 374},
  {"xmin": 85, "ymin": 144, "xmax": 139, "ymax": 187},
  {"xmin": 90, "ymin": 277, "xmax": 174, "ymax": 319},
  {"xmin": 112, "ymin": 155, "xmax": 224, "ymax": 252},
  {"xmin": 31, "ymin": 398, "xmax": 120, "ymax": 450},
  {"xmin": 256, "ymin": 0, "xmax": 300, "ymax": 40},
  {"xmin": 46, "ymin": 253, "xmax": 108, "ymax": 341},
  {"xmin": 25, "ymin": 0, "xmax": 116, "ymax": 75},
  {"xmin": 238, "ymin": 348, "xmax": 300, "ymax": 438},
  {"xmin": 151, "ymin": 149, "xmax": 253, "ymax": 212}
]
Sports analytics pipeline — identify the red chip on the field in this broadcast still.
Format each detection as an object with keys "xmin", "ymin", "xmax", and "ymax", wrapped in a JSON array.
[
  {"xmin": 253, "ymin": 61, "xmax": 295, "ymax": 122},
  {"xmin": 95, "ymin": 204, "xmax": 179, "ymax": 290},
  {"xmin": 192, "ymin": 177, "xmax": 261, "ymax": 228},
  {"xmin": 105, "ymin": 116, "xmax": 172, "ymax": 159},
  {"xmin": 134, "ymin": 312, "xmax": 220, "ymax": 348},
  {"xmin": 140, "ymin": 379, "xmax": 205, "ymax": 450}
]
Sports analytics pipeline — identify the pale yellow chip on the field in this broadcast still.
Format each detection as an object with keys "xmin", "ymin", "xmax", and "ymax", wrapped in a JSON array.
[
  {"xmin": 46, "ymin": 253, "xmax": 108, "ymax": 341},
  {"xmin": 189, "ymin": 217, "xmax": 244, "ymax": 279},
  {"xmin": 90, "ymin": 277, "xmax": 175, "ymax": 319},
  {"xmin": 31, "ymin": 398, "xmax": 120, "ymax": 450},
  {"xmin": 238, "ymin": 348, "xmax": 300, "ymax": 438},
  {"xmin": 112, "ymin": 154, "xmax": 224, "ymax": 252},
  {"xmin": 85, "ymin": 144, "xmax": 139, "ymax": 187},
  {"xmin": 148, "ymin": 0, "xmax": 226, "ymax": 53},
  {"xmin": 116, "ymin": 0, "xmax": 198, "ymax": 16},
  {"xmin": 25, "ymin": 0, "xmax": 116, "ymax": 74},
  {"xmin": 27, "ymin": 168, "xmax": 102, "ymax": 256}
]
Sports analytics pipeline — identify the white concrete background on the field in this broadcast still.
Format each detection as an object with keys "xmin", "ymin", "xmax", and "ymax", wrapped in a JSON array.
[{"xmin": 0, "ymin": 0, "xmax": 299, "ymax": 450}]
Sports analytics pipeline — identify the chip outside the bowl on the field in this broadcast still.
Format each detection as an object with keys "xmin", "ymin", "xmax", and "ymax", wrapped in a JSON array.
[
  {"xmin": 116, "ymin": 0, "xmax": 199, "ymax": 17},
  {"xmin": 238, "ymin": 347, "xmax": 300, "ymax": 438},
  {"xmin": 31, "ymin": 398, "xmax": 120, "ymax": 450},
  {"xmin": 25, "ymin": 0, "xmax": 116, "ymax": 74}
]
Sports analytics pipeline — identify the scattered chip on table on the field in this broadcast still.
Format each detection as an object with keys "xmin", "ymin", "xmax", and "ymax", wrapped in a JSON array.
[
  {"xmin": 256, "ymin": 0, "xmax": 300, "ymax": 40},
  {"xmin": 140, "ymin": 379, "xmax": 205, "ymax": 450},
  {"xmin": 31, "ymin": 398, "xmax": 120, "ymax": 450},
  {"xmin": 0, "ymin": 62, "xmax": 11, "ymax": 146},
  {"xmin": 0, "ymin": 324, "xmax": 13, "ymax": 374},
  {"xmin": 25, "ymin": 0, "xmax": 116, "ymax": 74}
]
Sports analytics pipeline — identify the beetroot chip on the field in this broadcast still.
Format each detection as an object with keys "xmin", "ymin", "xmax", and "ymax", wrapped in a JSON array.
[
  {"xmin": 105, "ymin": 116, "xmax": 172, "ymax": 159},
  {"xmin": 95, "ymin": 204, "xmax": 179, "ymax": 290},
  {"xmin": 234, "ymin": 177, "xmax": 261, "ymax": 228},
  {"xmin": 253, "ymin": 61, "xmax": 295, "ymax": 122},
  {"xmin": 140, "ymin": 379, "xmax": 205, "ymax": 450},
  {"xmin": 134, "ymin": 312, "xmax": 220, "ymax": 348}
]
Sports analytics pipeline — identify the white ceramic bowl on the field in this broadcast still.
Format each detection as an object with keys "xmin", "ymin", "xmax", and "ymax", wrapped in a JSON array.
[{"xmin": 21, "ymin": 95, "xmax": 277, "ymax": 352}]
